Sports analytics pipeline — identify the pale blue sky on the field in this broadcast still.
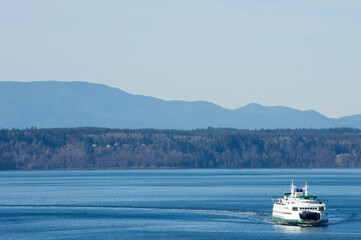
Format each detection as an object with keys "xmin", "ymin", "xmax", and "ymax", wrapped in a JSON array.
[{"xmin": 1, "ymin": 0, "xmax": 361, "ymax": 118}]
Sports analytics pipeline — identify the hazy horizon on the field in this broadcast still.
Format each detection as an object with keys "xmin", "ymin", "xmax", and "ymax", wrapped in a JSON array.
[
  {"xmin": 4, "ymin": 80, "xmax": 361, "ymax": 119},
  {"xmin": 1, "ymin": 1, "xmax": 360, "ymax": 118}
]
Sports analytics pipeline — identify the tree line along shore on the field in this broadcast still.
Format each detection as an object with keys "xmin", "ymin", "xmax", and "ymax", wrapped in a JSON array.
[{"xmin": 0, "ymin": 127, "xmax": 360, "ymax": 170}]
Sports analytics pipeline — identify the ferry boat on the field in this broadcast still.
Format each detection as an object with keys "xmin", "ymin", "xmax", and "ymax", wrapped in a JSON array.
[{"xmin": 272, "ymin": 181, "xmax": 328, "ymax": 226}]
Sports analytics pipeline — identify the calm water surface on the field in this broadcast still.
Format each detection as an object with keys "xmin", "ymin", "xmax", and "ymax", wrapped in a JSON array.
[{"xmin": 0, "ymin": 169, "xmax": 360, "ymax": 239}]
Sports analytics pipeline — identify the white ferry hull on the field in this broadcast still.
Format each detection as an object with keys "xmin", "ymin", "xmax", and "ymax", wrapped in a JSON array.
[{"xmin": 272, "ymin": 216, "xmax": 328, "ymax": 226}]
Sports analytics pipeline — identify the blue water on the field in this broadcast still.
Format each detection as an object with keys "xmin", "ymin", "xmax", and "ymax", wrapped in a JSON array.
[{"xmin": 0, "ymin": 169, "xmax": 360, "ymax": 239}]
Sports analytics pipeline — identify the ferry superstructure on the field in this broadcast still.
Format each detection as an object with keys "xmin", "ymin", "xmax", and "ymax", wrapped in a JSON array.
[{"xmin": 272, "ymin": 181, "xmax": 328, "ymax": 226}]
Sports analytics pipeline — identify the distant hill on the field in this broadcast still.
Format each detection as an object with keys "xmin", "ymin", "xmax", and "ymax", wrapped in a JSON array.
[
  {"xmin": 1, "ymin": 128, "xmax": 360, "ymax": 170},
  {"xmin": 0, "ymin": 81, "xmax": 360, "ymax": 129}
]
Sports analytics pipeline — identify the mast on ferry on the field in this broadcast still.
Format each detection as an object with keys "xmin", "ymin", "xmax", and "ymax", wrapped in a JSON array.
[
  {"xmin": 290, "ymin": 180, "xmax": 296, "ymax": 197},
  {"xmin": 303, "ymin": 181, "xmax": 309, "ymax": 196}
]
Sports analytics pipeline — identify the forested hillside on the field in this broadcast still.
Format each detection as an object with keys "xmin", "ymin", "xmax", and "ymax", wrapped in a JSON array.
[{"xmin": 0, "ymin": 128, "xmax": 360, "ymax": 170}]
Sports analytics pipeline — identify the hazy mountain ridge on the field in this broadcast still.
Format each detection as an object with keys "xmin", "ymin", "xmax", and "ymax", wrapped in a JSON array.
[{"xmin": 1, "ymin": 81, "xmax": 360, "ymax": 129}]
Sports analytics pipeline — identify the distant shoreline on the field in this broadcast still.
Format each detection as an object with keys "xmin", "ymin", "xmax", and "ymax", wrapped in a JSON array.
[
  {"xmin": 2, "ymin": 167, "xmax": 360, "ymax": 172},
  {"xmin": 1, "ymin": 127, "xmax": 360, "ymax": 170}
]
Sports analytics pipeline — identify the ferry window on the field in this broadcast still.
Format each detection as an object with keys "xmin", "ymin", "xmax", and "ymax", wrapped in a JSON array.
[
  {"xmin": 292, "ymin": 207, "xmax": 298, "ymax": 211},
  {"xmin": 319, "ymin": 207, "xmax": 325, "ymax": 211}
]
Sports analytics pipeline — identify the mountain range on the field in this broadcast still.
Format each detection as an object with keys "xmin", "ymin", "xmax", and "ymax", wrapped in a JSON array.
[{"xmin": 1, "ymin": 81, "xmax": 360, "ymax": 129}]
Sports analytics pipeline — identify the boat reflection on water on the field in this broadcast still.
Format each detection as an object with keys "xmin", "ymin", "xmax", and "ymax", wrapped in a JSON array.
[{"xmin": 273, "ymin": 223, "xmax": 327, "ymax": 234}]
